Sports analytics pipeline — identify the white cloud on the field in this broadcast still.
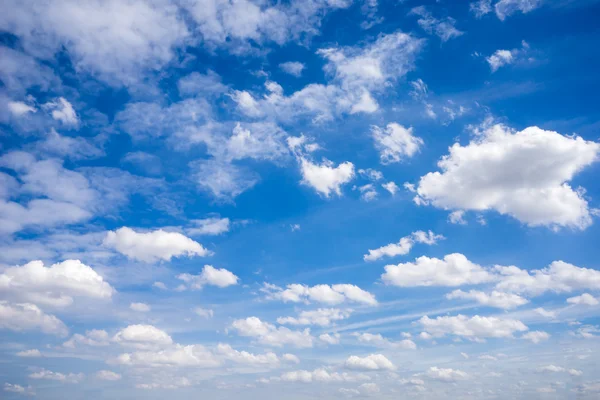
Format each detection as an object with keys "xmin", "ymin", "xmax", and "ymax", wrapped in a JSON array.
[
  {"xmin": 382, "ymin": 181, "xmax": 399, "ymax": 195},
  {"xmin": 178, "ymin": 70, "xmax": 227, "ymax": 97},
  {"xmin": 283, "ymin": 353, "xmax": 300, "ymax": 364},
  {"xmin": 231, "ymin": 317, "xmax": 314, "ymax": 348},
  {"xmin": 419, "ymin": 314, "xmax": 528, "ymax": 339},
  {"xmin": 190, "ymin": 159, "xmax": 259, "ymax": 201},
  {"xmin": 470, "ymin": 0, "xmax": 492, "ymax": 18},
  {"xmin": 487, "ymin": 49, "xmax": 514, "ymax": 72},
  {"xmin": 495, "ymin": 261, "xmax": 600, "ymax": 296},
  {"xmin": 422, "ymin": 366, "xmax": 469, "ymax": 382},
  {"xmin": 177, "ymin": 265, "xmax": 239, "ymax": 290},
  {"xmin": 448, "ymin": 210, "xmax": 467, "ymax": 225},
  {"xmin": 446, "ymin": 290, "xmax": 529, "ymax": 309},
  {"xmin": 410, "ymin": 6, "xmax": 464, "ymax": 42},
  {"xmin": 350, "ymin": 90, "xmax": 378, "ymax": 114},
  {"xmin": 371, "ymin": 123, "xmax": 423, "ymax": 164},
  {"xmin": 4, "ymin": 383, "xmax": 35, "ymax": 395},
  {"xmin": 7, "ymin": 100, "xmax": 36, "ymax": 116},
  {"xmin": 537, "ymin": 365, "xmax": 581, "ymax": 375},
  {"xmin": 413, "ymin": 124, "xmax": 599, "ymax": 229},
  {"xmin": 382, "ymin": 253, "xmax": 494, "ymax": 287},
  {"xmin": 43, "ymin": 97, "xmax": 78, "ymax": 126},
  {"xmin": 130, "ymin": 302, "xmax": 151, "ymax": 312},
  {"xmin": 63, "ymin": 329, "xmax": 109, "ymax": 348},
  {"xmin": 280, "ymin": 61, "xmax": 305, "ymax": 77},
  {"xmin": 567, "ymin": 293, "xmax": 599, "ymax": 306},
  {"xmin": 364, "ymin": 230, "xmax": 443, "ymax": 261},
  {"xmin": 263, "ymin": 283, "xmax": 377, "ymax": 305},
  {"xmin": 96, "ymin": 370, "xmax": 121, "ymax": 381},
  {"xmin": 193, "ymin": 307, "xmax": 214, "ymax": 319},
  {"xmin": 188, "ymin": 217, "xmax": 230, "ymax": 236},
  {"xmin": 522, "ymin": 331, "xmax": 550, "ymax": 344},
  {"xmin": 217, "ymin": 344, "xmax": 279, "ymax": 366},
  {"xmin": 281, "ymin": 368, "xmax": 368, "ymax": 383},
  {"xmin": 299, "ymin": 157, "xmax": 355, "ymax": 197},
  {"xmin": 103, "ymin": 227, "xmax": 211, "ymax": 263},
  {"xmin": 319, "ymin": 333, "xmax": 341, "ymax": 345},
  {"xmin": 36, "ymin": 129, "xmax": 103, "ymax": 160},
  {"xmin": 113, "ymin": 344, "xmax": 219, "ymax": 368},
  {"xmin": 344, "ymin": 354, "xmax": 395, "ymax": 371},
  {"xmin": 16, "ymin": 349, "xmax": 41, "ymax": 357},
  {"xmin": 354, "ymin": 333, "xmax": 416, "ymax": 350},
  {"xmin": 0, "ymin": 301, "xmax": 68, "ymax": 336},
  {"xmin": 29, "ymin": 368, "xmax": 84, "ymax": 383},
  {"xmin": 534, "ymin": 308, "xmax": 557, "ymax": 319},
  {"xmin": 495, "ymin": 0, "xmax": 543, "ymax": 20},
  {"xmin": 356, "ymin": 184, "xmax": 378, "ymax": 202},
  {"xmin": 277, "ymin": 308, "xmax": 352, "ymax": 327},
  {"xmin": 113, "ymin": 324, "xmax": 173, "ymax": 349},
  {"xmin": 0, "ymin": 259, "xmax": 114, "ymax": 308}
]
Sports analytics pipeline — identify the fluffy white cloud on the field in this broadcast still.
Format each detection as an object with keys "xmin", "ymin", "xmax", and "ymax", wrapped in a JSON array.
[
  {"xmin": 495, "ymin": 0, "xmax": 543, "ymax": 20},
  {"xmin": 187, "ymin": 217, "xmax": 230, "ymax": 236},
  {"xmin": 319, "ymin": 333, "xmax": 341, "ymax": 345},
  {"xmin": 277, "ymin": 308, "xmax": 352, "ymax": 327},
  {"xmin": 4, "ymin": 383, "xmax": 35, "ymax": 395},
  {"xmin": 7, "ymin": 100, "xmax": 36, "ymax": 116},
  {"xmin": 371, "ymin": 123, "xmax": 423, "ymax": 164},
  {"xmin": 410, "ymin": 6, "xmax": 463, "ymax": 42},
  {"xmin": 63, "ymin": 329, "xmax": 109, "ymax": 348},
  {"xmin": 16, "ymin": 349, "xmax": 41, "ymax": 357},
  {"xmin": 344, "ymin": 354, "xmax": 395, "ymax": 371},
  {"xmin": 0, "ymin": 301, "xmax": 68, "ymax": 336},
  {"xmin": 263, "ymin": 283, "xmax": 377, "ymax": 305},
  {"xmin": 354, "ymin": 333, "xmax": 416, "ymax": 350},
  {"xmin": 567, "ymin": 293, "xmax": 599, "ymax": 306},
  {"xmin": 283, "ymin": 353, "xmax": 300, "ymax": 364},
  {"xmin": 422, "ymin": 366, "xmax": 469, "ymax": 382},
  {"xmin": 104, "ymin": 227, "xmax": 211, "ymax": 263},
  {"xmin": 130, "ymin": 302, "xmax": 151, "ymax": 312},
  {"xmin": 419, "ymin": 314, "xmax": 528, "ymax": 339},
  {"xmin": 495, "ymin": 261, "xmax": 600, "ymax": 296},
  {"xmin": 382, "ymin": 181, "xmax": 399, "ymax": 195},
  {"xmin": 364, "ymin": 230, "xmax": 443, "ymax": 261},
  {"xmin": 534, "ymin": 308, "xmax": 557, "ymax": 319},
  {"xmin": 280, "ymin": 61, "xmax": 306, "ymax": 77},
  {"xmin": 43, "ymin": 97, "xmax": 78, "ymax": 126},
  {"xmin": 113, "ymin": 344, "xmax": 219, "ymax": 368},
  {"xmin": 522, "ymin": 331, "xmax": 550, "ymax": 344},
  {"xmin": 446, "ymin": 289, "xmax": 529, "ymax": 309},
  {"xmin": 193, "ymin": 307, "xmax": 214, "ymax": 319},
  {"xmin": 487, "ymin": 49, "xmax": 513, "ymax": 72},
  {"xmin": 0, "ymin": 259, "xmax": 114, "ymax": 307},
  {"xmin": 177, "ymin": 265, "xmax": 239, "ymax": 290},
  {"xmin": 231, "ymin": 317, "xmax": 314, "ymax": 348},
  {"xmin": 538, "ymin": 365, "xmax": 582, "ymax": 376},
  {"xmin": 191, "ymin": 159, "xmax": 259, "ymax": 201},
  {"xmin": 413, "ymin": 124, "xmax": 599, "ymax": 229},
  {"xmin": 281, "ymin": 368, "xmax": 368, "ymax": 383},
  {"xmin": 382, "ymin": 253, "xmax": 494, "ymax": 287},
  {"xmin": 299, "ymin": 157, "xmax": 355, "ymax": 197},
  {"xmin": 470, "ymin": 0, "xmax": 492, "ymax": 18},
  {"xmin": 29, "ymin": 368, "xmax": 84, "ymax": 383},
  {"xmin": 217, "ymin": 344, "xmax": 279, "ymax": 366},
  {"xmin": 113, "ymin": 324, "xmax": 173, "ymax": 349},
  {"xmin": 95, "ymin": 370, "xmax": 121, "ymax": 381}
]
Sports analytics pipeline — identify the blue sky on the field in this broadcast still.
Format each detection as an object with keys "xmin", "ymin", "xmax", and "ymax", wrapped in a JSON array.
[{"xmin": 1, "ymin": 0, "xmax": 600, "ymax": 398}]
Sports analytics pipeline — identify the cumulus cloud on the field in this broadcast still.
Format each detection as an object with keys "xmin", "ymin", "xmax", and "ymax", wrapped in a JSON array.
[
  {"xmin": 487, "ymin": 40, "xmax": 531, "ymax": 72},
  {"xmin": 0, "ymin": 259, "xmax": 114, "ymax": 307},
  {"xmin": 16, "ymin": 349, "xmax": 41, "ymax": 357},
  {"xmin": 113, "ymin": 324, "xmax": 173, "ymax": 349},
  {"xmin": 29, "ymin": 368, "xmax": 84, "ymax": 383},
  {"xmin": 96, "ymin": 370, "xmax": 121, "ymax": 381},
  {"xmin": 103, "ymin": 227, "xmax": 211, "ymax": 263},
  {"xmin": 113, "ymin": 344, "xmax": 219, "ymax": 368},
  {"xmin": 522, "ymin": 331, "xmax": 550, "ymax": 344},
  {"xmin": 382, "ymin": 181, "xmax": 399, "ymax": 195},
  {"xmin": 422, "ymin": 366, "xmax": 469, "ymax": 382},
  {"xmin": 446, "ymin": 289, "xmax": 529, "ymax": 309},
  {"xmin": 130, "ymin": 302, "xmax": 151, "ymax": 312},
  {"xmin": 0, "ymin": 301, "xmax": 68, "ymax": 336},
  {"xmin": 410, "ymin": 6, "xmax": 464, "ymax": 42},
  {"xmin": 299, "ymin": 157, "xmax": 355, "ymax": 197},
  {"xmin": 364, "ymin": 230, "xmax": 443, "ymax": 261},
  {"xmin": 277, "ymin": 308, "xmax": 353, "ymax": 327},
  {"xmin": 412, "ymin": 123, "xmax": 599, "ymax": 229},
  {"xmin": 42, "ymin": 97, "xmax": 78, "ymax": 126},
  {"xmin": 281, "ymin": 368, "xmax": 369, "ymax": 383},
  {"xmin": 319, "ymin": 333, "xmax": 341, "ymax": 345},
  {"xmin": 371, "ymin": 123, "xmax": 423, "ymax": 164},
  {"xmin": 217, "ymin": 344, "xmax": 279, "ymax": 366},
  {"xmin": 262, "ymin": 283, "xmax": 377, "ymax": 305},
  {"xmin": 187, "ymin": 217, "xmax": 230, "ymax": 236},
  {"xmin": 63, "ymin": 329, "xmax": 110, "ymax": 348},
  {"xmin": 231, "ymin": 317, "xmax": 314, "ymax": 348},
  {"xmin": 344, "ymin": 354, "xmax": 395, "ymax": 371},
  {"xmin": 382, "ymin": 253, "xmax": 494, "ymax": 287},
  {"xmin": 419, "ymin": 314, "xmax": 528, "ymax": 339},
  {"xmin": 354, "ymin": 333, "xmax": 416, "ymax": 350},
  {"xmin": 4, "ymin": 383, "xmax": 35, "ymax": 395},
  {"xmin": 280, "ymin": 61, "xmax": 306, "ymax": 77},
  {"xmin": 176, "ymin": 265, "xmax": 239, "ymax": 290},
  {"xmin": 495, "ymin": 0, "xmax": 543, "ymax": 20},
  {"xmin": 567, "ymin": 293, "xmax": 599, "ymax": 306}
]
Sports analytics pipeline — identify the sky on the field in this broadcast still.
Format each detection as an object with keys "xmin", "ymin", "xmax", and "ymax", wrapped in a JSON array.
[{"xmin": 1, "ymin": 0, "xmax": 600, "ymax": 398}]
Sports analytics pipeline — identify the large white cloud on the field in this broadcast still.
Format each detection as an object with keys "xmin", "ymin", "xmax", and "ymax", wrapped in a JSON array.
[
  {"xmin": 364, "ymin": 230, "xmax": 443, "ymax": 261},
  {"xmin": 0, "ymin": 301, "xmax": 68, "ymax": 336},
  {"xmin": 299, "ymin": 157, "xmax": 355, "ymax": 197},
  {"xmin": 412, "ymin": 124, "xmax": 599, "ymax": 230},
  {"xmin": 177, "ymin": 265, "xmax": 239, "ymax": 290},
  {"xmin": 382, "ymin": 253, "xmax": 494, "ymax": 287},
  {"xmin": 419, "ymin": 314, "xmax": 528, "ymax": 339},
  {"xmin": 371, "ymin": 123, "xmax": 423, "ymax": 164},
  {"xmin": 230, "ymin": 317, "xmax": 314, "ymax": 348},
  {"xmin": 113, "ymin": 324, "xmax": 173, "ymax": 349},
  {"xmin": 103, "ymin": 227, "xmax": 211, "ymax": 263},
  {"xmin": 344, "ymin": 354, "xmax": 395, "ymax": 371},
  {"xmin": 0, "ymin": 259, "xmax": 114, "ymax": 307},
  {"xmin": 263, "ymin": 283, "xmax": 377, "ymax": 305}
]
